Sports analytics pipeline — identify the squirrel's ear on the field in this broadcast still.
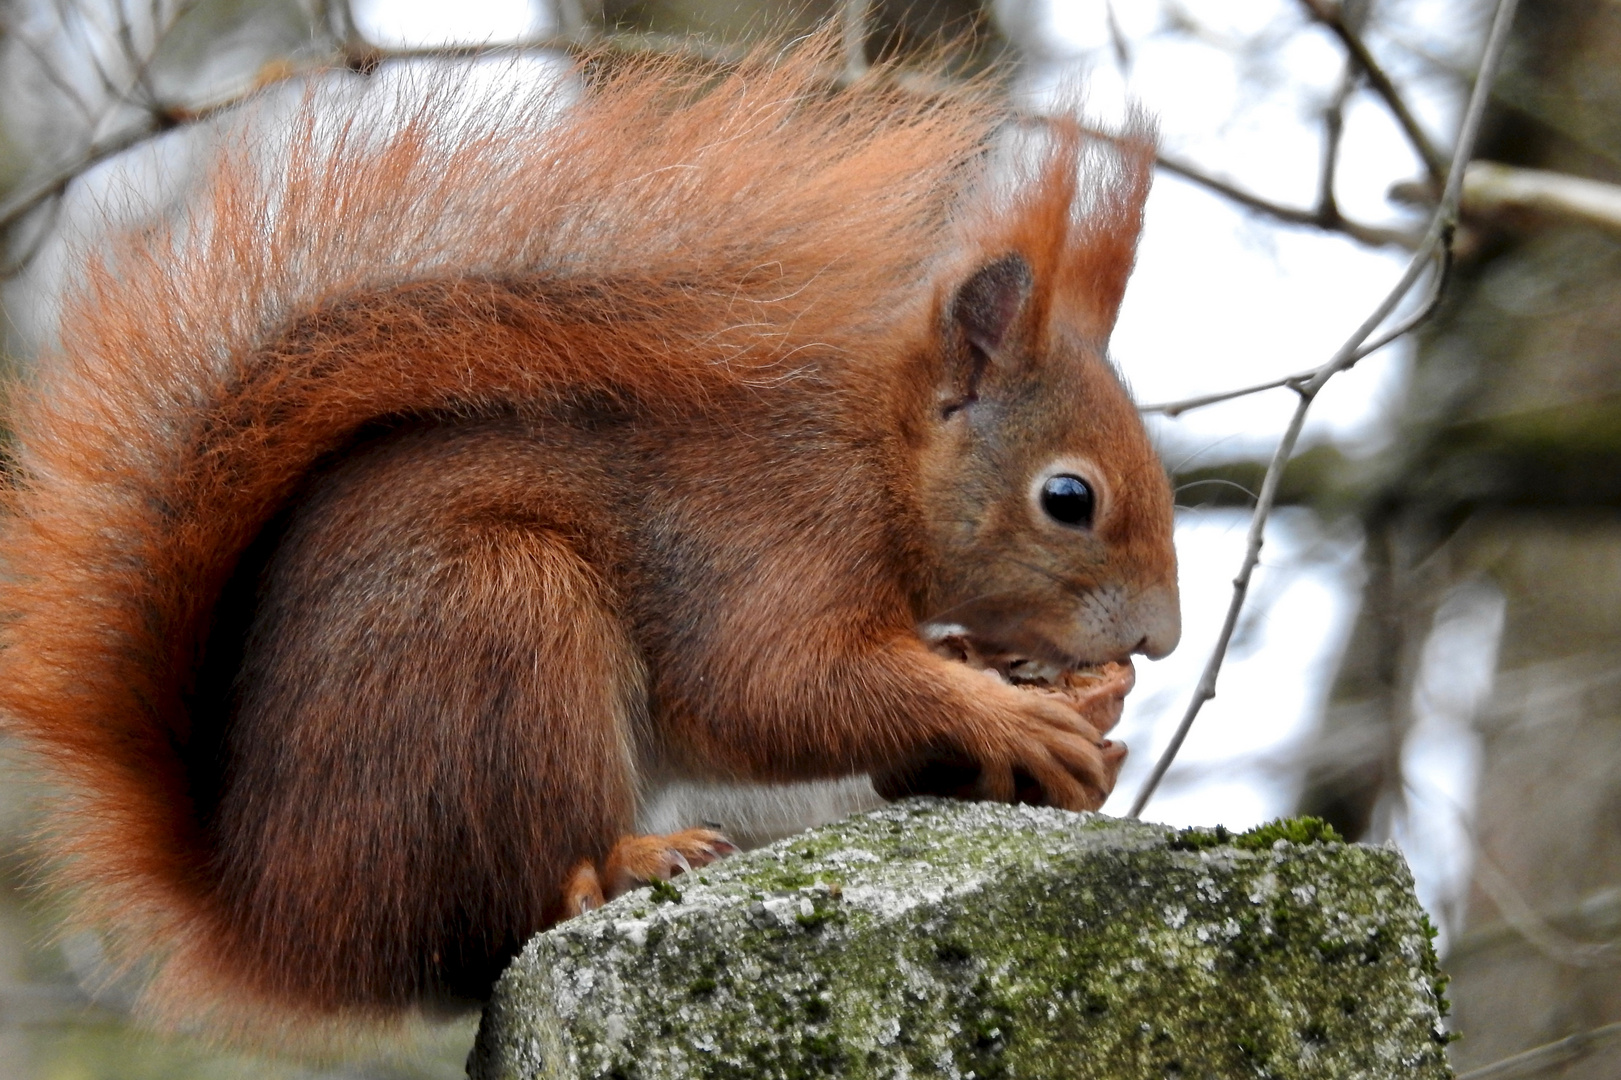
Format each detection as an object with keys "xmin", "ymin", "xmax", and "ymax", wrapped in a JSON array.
[
  {"xmin": 940, "ymin": 253, "xmax": 1035, "ymax": 414},
  {"xmin": 953, "ymin": 253, "xmax": 1033, "ymax": 355}
]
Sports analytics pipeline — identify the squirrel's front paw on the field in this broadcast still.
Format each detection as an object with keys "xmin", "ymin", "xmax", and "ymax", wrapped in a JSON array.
[
  {"xmin": 874, "ymin": 688, "xmax": 1126, "ymax": 813},
  {"xmin": 971, "ymin": 695, "xmax": 1125, "ymax": 811},
  {"xmin": 562, "ymin": 829, "xmax": 739, "ymax": 917}
]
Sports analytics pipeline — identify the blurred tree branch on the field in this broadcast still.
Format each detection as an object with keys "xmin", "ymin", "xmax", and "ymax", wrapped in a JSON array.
[
  {"xmin": 840, "ymin": 0, "xmax": 872, "ymax": 82},
  {"xmin": 1466, "ymin": 833, "xmax": 1621, "ymax": 969},
  {"xmin": 2, "ymin": 4, "xmax": 977, "ymax": 255},
  {"xmin": 1142, "ymin": 251, "xmax": 1450, "ymax": 418},
  {"xmin": 1299, "ymin": 0, "xmax": 1449, "ymax": 184},
  {"xmin": 1127, "ymin": 0, "xmax": 1522, "ymax": 817},
  {"xmin": 1154, "ymin": 151, "xmax": 1422, "ymax": 249},
  {"xmin": 1455, "ymin": 1020, "xmax": 1621, "ymax": 1080},
  {"xmin": 1449, "ymin": 886, "xmax": 1621, "ymax": 966},
  {"xmin": 5, "ymin": 0, "xmax": 1617, "ymax": 285},
  {"xmin": 1460, "ymin": 161, "xmax": 1621, "ymax": 236}
]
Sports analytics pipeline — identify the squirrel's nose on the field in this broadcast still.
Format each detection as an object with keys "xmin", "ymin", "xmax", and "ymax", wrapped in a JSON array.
[
  {"xmin": 1077, "ymin": 582, "xmax": 1181, "ymax": 664},
  {"xmin": 1132, "ymin": 585, "xmax": 1181, "ymax": 660}
]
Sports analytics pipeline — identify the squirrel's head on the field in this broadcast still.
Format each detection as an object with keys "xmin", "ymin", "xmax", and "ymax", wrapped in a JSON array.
[{"xmin": 912, "ymin": 130, "xmax": 1179, "ymax": 671}]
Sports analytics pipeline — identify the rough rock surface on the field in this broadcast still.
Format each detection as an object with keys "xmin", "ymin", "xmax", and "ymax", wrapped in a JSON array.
[{"xmin": 469, "ymin": 799, "xmax": 1452, "ymax": 1079}]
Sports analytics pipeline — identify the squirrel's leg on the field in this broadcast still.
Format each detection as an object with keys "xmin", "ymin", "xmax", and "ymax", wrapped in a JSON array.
[{"xmin": 665, "ymin": 622, "xmax": 1126, "ymax": 813}]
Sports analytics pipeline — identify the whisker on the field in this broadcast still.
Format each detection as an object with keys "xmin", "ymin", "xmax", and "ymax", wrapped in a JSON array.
[
  {"xmin": 1005, "ymin": 557, "xmax": 1088, "ymax": 601},
  {"xmin": 1174, "ymin": 478, "xmax": 1259, "ymax": 506}
]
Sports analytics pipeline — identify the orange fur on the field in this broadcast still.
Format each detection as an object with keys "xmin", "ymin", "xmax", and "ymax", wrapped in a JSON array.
[{"xmin": 0, "ymin": 36, "xmax": 1178, "ymax": 1039}]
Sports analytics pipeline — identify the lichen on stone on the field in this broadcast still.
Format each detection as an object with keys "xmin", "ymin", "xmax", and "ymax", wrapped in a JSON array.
[{"xmin": 470, "ymin": 799, "xmax": 1452, "ymax": 1080}]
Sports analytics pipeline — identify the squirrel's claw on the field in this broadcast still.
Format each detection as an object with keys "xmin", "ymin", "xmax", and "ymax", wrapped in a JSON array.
[
  {"xmin": 600, "ymin": 828, "xmax": 738, "ymax": 900},
  {"xmin": 563, "ymin": 860, "xmax": 607, "ymax": 918},
  {"xmin": 561, "ymin": 828, "xmax": 737, "ymax": 918}
]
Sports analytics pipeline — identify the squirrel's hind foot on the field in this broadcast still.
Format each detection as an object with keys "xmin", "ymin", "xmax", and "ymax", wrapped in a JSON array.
[{"xmin": 563, "ymin": 828, "xmax": 739, "ymax": 916}]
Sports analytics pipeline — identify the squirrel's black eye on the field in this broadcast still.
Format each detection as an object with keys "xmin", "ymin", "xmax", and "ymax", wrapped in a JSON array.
[{"xmin": 1040, "ymin": 474, "xmax": 1095, "ymax": 528}]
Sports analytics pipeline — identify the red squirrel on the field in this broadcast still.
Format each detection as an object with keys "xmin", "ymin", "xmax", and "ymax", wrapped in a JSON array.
[{"xmin": 0, "ymin": 41, "xmax": 1179, "ymax": 1036}]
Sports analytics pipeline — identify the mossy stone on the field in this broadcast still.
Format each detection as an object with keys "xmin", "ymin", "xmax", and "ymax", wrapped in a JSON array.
[{"xmin": 470, "ymin": 799, "xmax": 1451, "ymax": 1080}]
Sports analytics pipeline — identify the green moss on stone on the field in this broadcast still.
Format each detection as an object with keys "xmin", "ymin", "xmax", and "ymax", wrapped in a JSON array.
[
  {"xmin": 1168, "ymin": 823, "xmax": 1232, "ymax": 850},
  {"xmin": 1233, "ymin": 815, "xmax": 1345, "ymax": 849},
  {"xmin": 1419, "ymin": 913, "xmax": 1460, "ymax": 1044}
]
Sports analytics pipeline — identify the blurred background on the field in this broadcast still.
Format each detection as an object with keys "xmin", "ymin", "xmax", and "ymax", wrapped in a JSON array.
[{"xmin": 1, "ymin": 0, "xmax": 1618, "ymax": 1076}]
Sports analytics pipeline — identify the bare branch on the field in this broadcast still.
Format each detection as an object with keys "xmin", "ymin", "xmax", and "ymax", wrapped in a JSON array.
[
  {"xmin": 0, "ymin": 124, "xmax": 154, "ymax": 235},
  {"xmin": 65, "ymin": 0, "xmax": 131, "ymax": 107},
  {"xmin": 1405, "ymin": 763, "xmax": 1621, "ymax": 969},
  {"xmin": 3, "ymin": 19, "xmax": 98, "ymax": 125},
  {"xmin": 0, "ymin": 29, "xmax": 760, "ymax": 244},
  {"xmin": 123, "ymin": 0, "xmax": 204, "ymax": 112},
  {"xmin": 1156, "ymin": 152, "xmax": 1421, "ymax": 249},
  {"xmin": 114, "ymin": 0, "xmax": 158, "ymax": 107},
  {"xmin": 1316, "ymin": 64, "xmax": 1355, "ymax": 222},
  {"xmin": 1298, "ymin": 0, "xmax": 1448, "ymax": 184},
  {"xmin": 1104, "ymin": 1, "xmax": 1131, "ymax": 69},
  {"xmin": 1, "ymin": 1, "xmax": 1465, "ymax": 290},
  {"xmin": 1127, "ymin": 0, "xmax": 1523, "ymax": 819},
  {"xmin": 1462, "ymin": 161, "xmax": 1621, "ymax": 237},
  {"xmin": 1141, "ymin": 247, "xmax": 1450, "ymax": 418},
  {"xmin": 0, "ymin": 0, "xmax": 208, "ymax": 246},
  {"xmin": 1348, "ymin": 252, "xmax": 1453, "ymax": 355},
  {"xmin": 1456, "ymin": 1021, "xmax": 1621, "ymax": 1080},
  {"xmin": 1448, "ymin": 886, "xmax": 1621, "ymax": 964},
  {"xmin": 1141, "ymin": 372, "xmax": 1301, "ymax": 418},
  {"xmin": 840, "ymin": 0, "xmax": 871, "ymax": 83},
  {"xmin": 0, "ymin": 194, "xmax": 66, "ymax": 278},
  {"xmin": 1469, "ymin": 842, "xmax": 1621, "ymax": 968},
  {"xmin": 555, "ymin": 0, "xmax": 587, "ymax": 38},
  {"xmin": 1, "ymin": 8, "xmax": 1020, "ymax": 262}
]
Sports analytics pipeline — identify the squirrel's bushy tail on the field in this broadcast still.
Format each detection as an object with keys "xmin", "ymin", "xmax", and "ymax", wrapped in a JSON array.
[{"xmin": 0, "ymin": 34, "xmax": 1152, "ymax": 1035}]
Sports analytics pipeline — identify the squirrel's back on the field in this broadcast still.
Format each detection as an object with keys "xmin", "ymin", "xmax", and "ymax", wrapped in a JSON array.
[{"xmin": 0, "ymin": 36, "xmax": 1161, "ymax": 1038}]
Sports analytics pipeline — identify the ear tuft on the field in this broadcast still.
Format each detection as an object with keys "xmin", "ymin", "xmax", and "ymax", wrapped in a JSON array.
[{"xmin": 952, "ymin": 253, "xmax": 1034, "ymax": 356}]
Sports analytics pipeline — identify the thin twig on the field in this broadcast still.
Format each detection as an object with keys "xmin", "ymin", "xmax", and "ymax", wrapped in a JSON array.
[
  {"xmin": 1469, "ymin": 839, "xmax": 1621, "ymax": 968},
  {"xmin": 1299, "ymin": 0, "xmax": 1448, "ymax": 184},
  {"xmin": 69, "ymin": 0, "xmax": 130, "ymax": 108},
  {"xmin": 1141, "ymin": 371, "xmax": 1300, "ymax": 418},
  {"xmin": 124, "ymin": 0, "xmax": 204, "ymax": 112},
  {"xmin": 1105, "ymin": 1, "xmax": 1131, "ymax": 69},
  {"xmin": 1448, "ymin": 885, "xmax": 1621, "ymax": 964},
  {"xmin": 4, "ymin": 20, "xmax": 99, "ymax": 126},
  {"xmin": 114, "ymin": 0, "xmax": 158, "ymax": 108},
  {"xmin": 1401, "ymin": 779, "xmax": 1621, "ymax": 967},
  {"xmin": 0, "ymin": 30, "xmax": 752, "ymax": 241},
  {"xmin": 1156, "ymin": 152, "xmax": 1421, "ymax": 249},
  {"xmin": 1348, "ymin": 249, "xmax": 1454, "ymax": 357},
  {"xmin": 1455, "ymin": 1021, "xmax": 1621, "ymax": 1080},
  {"xmin": 0, "ymin": 0, "xmax": 205, "ymax": 240},
  {"xmin": 0, "ymin": 194, "xmax": 67, "ymax": 278},
  {"xmin": 1317, "ymin": 63, "xmax": 1355, "ymax": 222},
  {"xmin": 0, "ymin": 15, "xmax": 997, "ymax": 261},
  {"xmin": 0, "ymin": 123, "xmax": 160, "ymax": 235},
  {"xmin": 1140, "ymin": 246, "xmax": 1449, "ymax": 418},
  {"xmin": 1128, "ymin": 0, "xmax": 1522, "ymax": 818},
  {"xmin": 840, "ymin": 0, "xmax": 871, "ymax": 83}
]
